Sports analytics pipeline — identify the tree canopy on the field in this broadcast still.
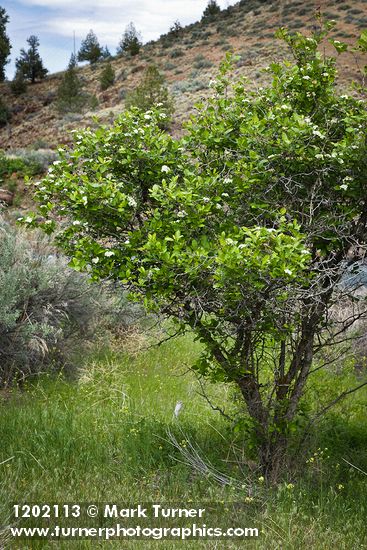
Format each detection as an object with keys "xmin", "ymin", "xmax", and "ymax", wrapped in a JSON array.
[
  {"xmin": 0, "ymin": 7, "xmax": 11, "ymax": 81},
  {"xmin": 15, "ymin": 35, "xmax": 48, "ymax": 83},
  {"xmin": 78, "ymin": 30, "xmax": 103, "ymax": 64},
  {"xmin": 99, "ymin": 61, "xmax": 115, "ymax": 90},
  {"xmin": 117, "ymin": 22, "xmax": 142, "ymax": 56},
  {"xmin": 202, "ymin": 0, "xmax": 221, "ymax": 21},
  {"xmin": 57, "ymin": 55, "xmax": 87, "ymax": 113},
  {"xmin": 28, "ymin": 25, "xmax": 367, "ymax": 480}
]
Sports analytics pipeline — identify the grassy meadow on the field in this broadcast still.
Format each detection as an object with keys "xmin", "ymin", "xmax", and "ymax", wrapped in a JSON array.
[{"xmin": 1, "ymin": 332, "xmax": 367, "ymax": 549}]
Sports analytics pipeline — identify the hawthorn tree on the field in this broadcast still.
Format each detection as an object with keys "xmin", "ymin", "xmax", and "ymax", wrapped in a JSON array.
[
  {"xmin": 78, "ymin": 30, "xmax": 103, "ymax": 64},
  {"xmin": 15, "ymin": 35, "xmax": 48, "ymax": 83},
  {"xmin": 28, "ymin": 26, "xmax": 367, "ymax": 480},
  {"xmin": 0, "ymin": 7, "xmax": 11, "ymax": 81}
]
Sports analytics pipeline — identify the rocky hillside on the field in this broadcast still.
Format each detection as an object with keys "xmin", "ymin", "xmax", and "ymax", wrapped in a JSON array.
[{"xmin": 1, "ymin": 0, "xmax": 367, "ymax": 151}]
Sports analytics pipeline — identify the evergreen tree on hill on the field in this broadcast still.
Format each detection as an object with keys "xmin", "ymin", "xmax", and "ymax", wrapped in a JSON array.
[
  {"xmin": 125, "ymin": 65, "xmax": 174, "ymax": 128},
  {"xmin": 10, "ymin": 70, "xmax": 27, "ymax": 96},
  {"xmin": 15, "ymin": 35, "xmax": 48, "ymax": 84},
  {"xmin": 202, "ymin": 0, "xmax": 221, "ymax": 21},
  {"xmin": 78, "ymin": 30, "xmax": 103, "ymax": 65},
  {"xmin": 0, "ymin": 7, "xmax": 11, "ymax": 81},
  {"xmin": 117, "ymin": 22, "xmax": 142, "ymax": 56},
  {"xmin": 99, "ymin": 62, "xmax": 115, "ymax": 90},
  {"xmin": 57, "ymin": 55, "xmax": 86, "ymax": 113}
]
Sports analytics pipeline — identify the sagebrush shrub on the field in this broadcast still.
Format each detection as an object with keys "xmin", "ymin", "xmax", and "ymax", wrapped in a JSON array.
[{"xmin": 0, "ymin": 222, "xmax": 100, "ymax": 386}]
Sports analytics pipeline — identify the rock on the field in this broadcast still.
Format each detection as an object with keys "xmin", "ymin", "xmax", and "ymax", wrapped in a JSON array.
[{"xmin": 0, "ymin": 188, "xmax": 14, "ymax": 205}]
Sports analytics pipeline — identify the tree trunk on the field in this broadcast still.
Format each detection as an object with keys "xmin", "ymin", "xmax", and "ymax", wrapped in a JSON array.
[{"xmin": 259, "ymin": 433, "xmax": 288, "ymax": 483}]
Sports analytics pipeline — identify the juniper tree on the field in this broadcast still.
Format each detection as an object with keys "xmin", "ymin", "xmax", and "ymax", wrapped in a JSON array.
[
  {"xmin": 202, "ymin": 0, "xmax": 221, "ymax": 21},
  {"xmin": 101, "ymin": 46, "xmax": 111, "ymax": 60},
  {"xmin": 78, "ymin": 30, "xmax": 103, "ymax": 65},
  {"xmin": 10, "ymin": 70, "xmax": 27, "ymax": 96},
  {"xmin": 99, "ymin": 62, "xmax": 115, "ymax": 90},
  {"xmin": 125, "ymin": 65, "xmax": 174, "ymax": 127},
  {"xmin": 117, "ymin": 22, "xmax": 142, "ymax": 56},
  {"xmin": 15, "ymin": 35, "xmax": 48, "ymax": 83},
  {"xmin": 0, "ymin": 7, "xmax": 11, "ymax": 81},
  {"xmin": 57, "ymin": 55, "xmax": 86, "ymax": 112}
]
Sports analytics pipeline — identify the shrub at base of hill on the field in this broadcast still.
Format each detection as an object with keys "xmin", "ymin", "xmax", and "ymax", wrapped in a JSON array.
[
  {"xmin": 0, "ymin": 149, "xmax": 56, "ymax": 179},
  {"xmin": 0, "ymin": 223, "xmax": 99, "ymax": 387},
  {"xmin": 0, "ymin": 220, "xmax": 145, "ymax": 387},
  {"xmin": 31, "ymin": 25, "xmax": 367, "ymax": 481}
]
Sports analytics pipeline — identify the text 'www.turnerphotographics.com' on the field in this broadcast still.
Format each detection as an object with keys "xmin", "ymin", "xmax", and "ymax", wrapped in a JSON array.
[{"xmin": 10, "ymin": 503, "xmax": 260, "ymax": 540}]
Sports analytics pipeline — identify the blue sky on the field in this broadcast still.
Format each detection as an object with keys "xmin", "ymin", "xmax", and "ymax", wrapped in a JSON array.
[{"xmin": 2, "ymin": 0, "xmax": 236, "ymax": 79}]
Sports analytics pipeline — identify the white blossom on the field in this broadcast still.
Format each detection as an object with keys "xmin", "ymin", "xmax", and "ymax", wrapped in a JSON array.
[
  {"xmin": 161, "ymin": 165, "xmax": 170, "ymax": 173},
  {"xmin": 104, "ymin": 250, "xmax": 115, "ymax": 257},
  {"xmin": 127, "ymin": 196, "xmax": 137, "ymax": 207}
]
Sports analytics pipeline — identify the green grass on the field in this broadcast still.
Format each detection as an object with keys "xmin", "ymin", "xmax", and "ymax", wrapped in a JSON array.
[{"xmin": 1, "ymin": 335, "xmax": 367, "ymax": 548}]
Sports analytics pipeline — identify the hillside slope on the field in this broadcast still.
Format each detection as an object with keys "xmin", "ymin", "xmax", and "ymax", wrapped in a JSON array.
[{"xmin": 1, "ymin": 0, "xmax": 367, "ymax": 150}]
